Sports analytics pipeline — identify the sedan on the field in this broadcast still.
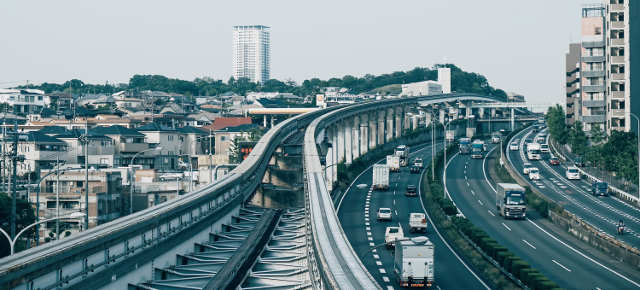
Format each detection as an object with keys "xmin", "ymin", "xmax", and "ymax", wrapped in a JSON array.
[
  {"xmin": 377, "ymin": 208, "xmax": 392, "ymax": 221},
  {"xmin": 549, "ymin": 157, "xmax": 560, "ymax": 165},
  {"xmin": 510, "ymin": 142, "xmax": 519, "ymax": 151}
]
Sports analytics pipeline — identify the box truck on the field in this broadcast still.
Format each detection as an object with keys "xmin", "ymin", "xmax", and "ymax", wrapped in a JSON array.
[
  {"xmin": 387, "ymin": 155, "xmax": 400, "ymax": 172},
  {"xmin": 373, "ymin": 164, "xmax": 390, "ymax": 190},
  {"xmin": 394, "ymin": 236, "xmax": 435, "ymax": 288},
  {"xmin": 496, "ymin": 183, "xmax": 526, "ymax": 219}
]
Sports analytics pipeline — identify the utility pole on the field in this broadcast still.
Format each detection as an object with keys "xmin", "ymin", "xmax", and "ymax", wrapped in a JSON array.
[
  {"xmin": 82, "ymin": 121, "xmax": 89, "ymax": 230},
  {"xmin": 56, "ymin": 154, "xmax": 60, "ymax": 240},
  {"xmin": 10, "ymin": 122, "xmax": 18, "ymax": 239},
  {"xmin": 209, "ymin": 128, "xmax": 213, "ymax": 183}
]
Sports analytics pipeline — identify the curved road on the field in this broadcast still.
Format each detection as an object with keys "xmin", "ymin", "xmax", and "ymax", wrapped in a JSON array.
[
  {"xmin": 445, "ymin": 143, "xmax": 640, "ymax": 289},
  {"xmin": 338, "ymin": 143, "xmax": 490, "ymax": 290},
  {"xmin": 507, "ymin": 127, "xmax": 640, "ymax": 248}
]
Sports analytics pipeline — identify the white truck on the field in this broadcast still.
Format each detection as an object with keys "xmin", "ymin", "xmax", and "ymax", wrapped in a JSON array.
[
  {"xmin": 409, "ymin": 213, "xmax": 427, "ymax": 233},
  {"xmin": 387, "ymin": 155, "xmax": 400, "ymax": 172},
  {"xmin": 372, "ymin": 164, "xmax": 390, "ymax": 190},
  {"xmin": 394, "ymin": 236, "xmax": 435, "ymax": 288},
  {"xmin": 395, "ymin": 145, "xmax": 410, "ymax": 167},
  {"xmin": 526, "ymin": 143, "xmax": 541, "ymax": 160},
  {"xmin": 385, "ymin": 226, "xmax": 404, "ymax": 248}
]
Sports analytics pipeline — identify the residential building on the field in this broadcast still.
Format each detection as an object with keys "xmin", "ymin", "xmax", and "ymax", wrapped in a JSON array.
[
  {"xmin": 205, "ymin": 117, "xmax": 252, "ymax": 131},
  {"xmin": 401, "ymin": 81, "xmax": 443, "ymax": 97},
  {"xmin": 579, "ymin": 4, "xmax": 607, "ymax": 134},
  {"xmin": 34, "ymin": 170, "xmax": 122, "ymax": 242},
  {"xmin": 0, "ymin": 89, "xmax": 50, "ymax": 114},
  {"xmin": 566, "ymin": 43, "xmax": 582, "ymax": 126},
  {"xmin": 232, "ymin": 25, "xmax": 271, "ymax": 83},
  {"xmin": 438, "ymin": 67, "xmax": 452, "ymax": 94},
  {"xmin": 53, "ymin": 129, "xmax": 116, "ymax": 167},
  {"xmin": 214, "ymin": 124, "xmax": 259, "ymax": 164},
  {"xmin": 15, "ymin": 131, "xmax": 68, "ymax": 177}
]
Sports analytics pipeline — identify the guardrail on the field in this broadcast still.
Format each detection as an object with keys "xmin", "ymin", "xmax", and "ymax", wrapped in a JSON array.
[
  {"xmin": 548, "ymin": 141, "xmax": 639, "ymax": 205},
  {"xmin": 303, "ymin": 93, "xmax": 504, "ymax": 289},
  {"xmin": 0, "ymin": 107, "xmax": 333, "ymax": 289}
]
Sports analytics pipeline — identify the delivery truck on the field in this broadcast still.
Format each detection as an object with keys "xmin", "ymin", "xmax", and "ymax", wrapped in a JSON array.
[
  {"xmin": 395, "ymin": 145, "xmax": 410, "ymax": 167},
  {"xmin": 459, "ymin": 138, "xmax": 472, "ymax": 154},
  {"xmin": 387, "ymin": 155, "xmax": 400, "ymax": 172},
  {"xmin": 496, "ymin": 183, "xmax": 526, "ymax": 219},
  {"xmin": 409, "ymin": 212, "xmax": 427, "ymax": 233},
  {"xmin": 471, "ymin": 140, "xmax": 485, "ymax": 159},
  {"xmin": 394, "ymin": 236, "xmax": 435, "ymax": 288},
  {"xmin": 526, "ymin": 143, "xmax": 541, "ymax": 160},
  {"xmin": 372, "ymin": 164, "xmax": 390, "ymax": 190}
]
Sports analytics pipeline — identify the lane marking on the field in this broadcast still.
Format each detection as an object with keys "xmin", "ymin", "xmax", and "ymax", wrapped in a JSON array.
[
  {"xmin": 522, "ymin": 239, "xmax": 537, "ymax": 250},
  {"xmin": 369, "ymin": 242, "xmax": 375, "ymax": 246},
  {"xmin": 395, "ymin": 210, "xmax": 398, "ymax": 216},
  {"xmin": 387, "ymin": 286, "xmax": 394, "ymax": 290},
  {"xmin": 552, "ymin": 259, "xmax": 572, "ymax": 272},
  {"xmin": 376, "ymin": 261, "xmax": 382, "ymax": 266},
  {"xmin": 382, "ymin": 276, "xmax": 390, "ymax": 282},
  {"xmin": 379, "ymin": 268, "xmax": 386, "ymax": 274},
  {"xmin": 373, "ymin": 254, "xmax": 379, "ymax": 259},
  {"xmin": 488, "ymin": 210, "xmax": 495, "ymax": 217},
  {"xmin": 502, "ymin": 222, "xmax": 511, "ymax": 231},
  {"xmin": 478, "ymin": 199, "xmax": 484, "ymax": 206},
  {"xmin": 471, "ymin": 189, "xmax": 475, "ymax": 196}
]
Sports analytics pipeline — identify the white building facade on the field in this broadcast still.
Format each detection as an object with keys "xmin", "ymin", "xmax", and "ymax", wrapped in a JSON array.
[{"xmin": 232, "ymin": 25, "xmax": 271, "ymax": 83}]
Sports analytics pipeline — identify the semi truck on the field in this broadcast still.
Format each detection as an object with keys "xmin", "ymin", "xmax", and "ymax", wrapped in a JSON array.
[
  {"xmin": 471, "ymin": 140, "xmax": 485, "ymax": 159},
  {"xmin": 394, "ymin": 236, "xmax": 435, "ymax": 288},
  {"xmin": 373, "ymin": 164, "xmax": 390, "ymax": 190},
  {"xmin": 395, "ymin": 145, "xmax": 410, "ymax": 167},
  {"xmin": 496, "ymin": 183, "xmax": 526, "ymax": 219},
  {"xmin": 526, "ymin": 143, "xmax": 541, "ymax": 160},
  {"xmin": 459, "ymin": 138, "xmax": 471, "ymax": 154},
  {"xmin": 387, "ymin": 155, "xmax": 400, "ymax": 172}
]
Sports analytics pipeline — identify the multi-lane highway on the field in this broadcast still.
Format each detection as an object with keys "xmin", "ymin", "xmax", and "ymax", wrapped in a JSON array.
[
  {"xmin": 445, "ymin": 142, "xmax": 640, "ymax": 289},
  {"xmin": 337, "ymin": 143, "xmax": 491, "ymax": 290},
  {"xmin": 507, "ymin": 127, "xmax": 640, "ymax": 248}
]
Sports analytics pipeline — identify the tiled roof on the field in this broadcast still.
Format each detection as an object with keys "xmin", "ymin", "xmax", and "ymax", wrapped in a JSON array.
[
  {"xmin": 204, "ymin": 117, "xmax": 252, "ymax": 131},
  {"xmin": 90, "ymin": 125, "xmax": 143, "ymax": 136},
  {"xmin": 137, "ymin": 123, "xmax": 176, "ymax": 132},
  {"xmin": 177, "ymin": 126, "xmax": 207, "ymax": 134},
  {"xmin": 26, "ymin": 131, "xmax": 65, "ymax": 144}
]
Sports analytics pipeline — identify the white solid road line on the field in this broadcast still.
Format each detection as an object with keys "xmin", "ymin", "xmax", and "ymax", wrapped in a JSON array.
[
  {"xmin": 552, "ymin": 259, "xmax": 572, "ymax": 272},
  {"xmin": 501, "ymin": 222, "xmax": 512, "ymax": 231},
  {"xmin": 522, "ymin": 239, "xmax": 536, "ymax": 250}
]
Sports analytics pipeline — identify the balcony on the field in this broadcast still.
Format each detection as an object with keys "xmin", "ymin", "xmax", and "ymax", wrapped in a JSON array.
[
  {"xmin": 611, "ymin": 56, "xmax": 624, "ymax": 64},
  {"xmin": 610, "ymin": 21, "xmax": 624, "ymax": 29},
  {"xmin": 611, "ymin": 73, "xmax": 625, "ymax": 80},
  {"xmin": 582, "ymin": 85, "xmax": 605, "ymax": 93},
  {"xmin": 582, "ymin": 41, "xmax": 604, "ymax": 48},
  {"xmin": 566, "ymin": 86, "xmax": 579, "ymax": 95},
  {"xmin": 582, "ymin": 55, "xmax": 605, "ymax": 63},
  {"xmin": 611, "ymin": 109, "xmax": 625, "ymax": 118},
  {"xmin": 582, "ymin": 100, "xmax": 605, "ymax": 108},
  {"xmin": 117, "ymin": 143, "xmax": 149, "ymax": 153},
  {"xmin": 611, "ymin": 91, "xmax": 625, "ymax": 99},
  {"xmin": 610, "ymin": 4, "xmax": 624, "ymax": 12},
  {"xmin": 581, "ymin": 70, "xmax": 604, "ymax": 78},
  {"xmin": 611, "ymin": 38, "xmax": 624, "ymax": 46},
  {"xmin": 582, "ymin": 115, "xmax": 605, "ymax": 123}
]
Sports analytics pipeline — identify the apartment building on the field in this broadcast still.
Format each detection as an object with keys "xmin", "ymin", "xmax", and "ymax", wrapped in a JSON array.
[
  {"xmin": 232, "ymin": 25, "xmax": 271, "ymax": 83},
  {"xmin": 579, "ymin": 5, "xmax": 607, "ymax": 133},
  {"xmin": 566, "ymin": 43, "xmax": 582, "ymax": 126}
]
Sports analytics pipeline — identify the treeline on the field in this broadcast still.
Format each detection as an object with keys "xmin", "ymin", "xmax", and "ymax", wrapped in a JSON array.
[
  {"xmin": 546, "ymin": 105, "xmax": 638, "ymax": 184},
  {"xmin": 18, "ymin": 64, "xmax": 508, "ymax": 99}
]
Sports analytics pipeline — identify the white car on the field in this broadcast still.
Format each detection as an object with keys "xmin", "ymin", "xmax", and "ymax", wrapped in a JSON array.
[
  {"xmin": 566, "ymin": 167, "xmax": 581, "ymax": 180},
  {"xmin": 377, "ymin": 208, "xmax": 392, "ymax": 221},
  {"xmin": 523, "ymin": 162, "xmax": 534, "ymax": 175},
  {"xmin": 540, "ymin": 144, "xmax": 550, "ymax": 153},
  {"xmin": 528, "ymin": 167, "xmax": 541, "ymax": 180},
  {"xmin": 510, "ymin": 142, "xmax": 519, "ymax": 151},
  {"xmin": 385, "ymin": 226, "xmax": 404, "ymax": 248}
]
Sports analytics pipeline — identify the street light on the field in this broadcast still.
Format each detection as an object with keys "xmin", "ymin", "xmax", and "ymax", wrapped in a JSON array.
[
  {"xmin": 442, "ymin": 119, "xmax": 452, "ymax": 199},
  {"xmin": 179, "ymin": 154, "xmax": 194, "ymax": 193},
  {"xmin": 129, "ymin": 147, "xmax": 162, "ymax": 214},
  {"xmin": 629, "ymin": 113, "xmax": 640, "ymax": 205},
  {"xmin": 0, "ymin": 212, "xmax": 85, "ymax": 255}
]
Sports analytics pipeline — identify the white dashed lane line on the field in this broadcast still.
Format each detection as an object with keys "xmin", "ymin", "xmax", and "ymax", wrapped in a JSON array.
[
  {"xmin": 478, "ymin": 200, "xmax": 484, "ymax": 206},
  {"xmin": 383, "ymin": 276, "xmax": 390, "ymax": 282},
  {"xmin": 376, "ymin": 261, "xmax": 382, "ymax": 266},
  {"xmin": 502, "ymin": 223, "xmax": 512, "ymax": 231},
  {"xmin": 488, "ymin": 210, "xmax": 495, "ymax": 217},
  {"xmin": 522, "ymin": 239, "xmax": 537, "ymax": 250},
  {"xmin": 379, "ymin": 268, "xmax": 386, "ymax": 274},
  {"xmin": 552, "ymin": 259, "xmax": 572, "ymax": 272}
]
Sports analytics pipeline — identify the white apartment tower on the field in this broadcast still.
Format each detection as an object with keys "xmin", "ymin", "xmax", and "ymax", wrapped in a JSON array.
[{"xmin": 232, "ymin": 25, "xmax": 271, "ymax": 83}]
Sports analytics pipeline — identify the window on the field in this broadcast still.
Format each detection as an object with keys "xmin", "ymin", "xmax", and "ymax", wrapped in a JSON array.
[
  {"xmin": 595, "ymin": 27, "xmax": 601, "ymax": 35},
  {"xmin": 38, "ymin": 96, "xmax": 43, "ymax": 101},
  {"xmin": 168, "ymin": 135, "xmax": 174, "ymax": 141},
  {"xmin": 76, "ymin": 181, "xmax": 83, "ymax": 187}
]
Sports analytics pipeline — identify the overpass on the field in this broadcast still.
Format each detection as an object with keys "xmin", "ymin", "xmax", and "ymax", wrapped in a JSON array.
[{"xmin": 0, "ymin": 93, "xmax": 515, "ymax": 289}]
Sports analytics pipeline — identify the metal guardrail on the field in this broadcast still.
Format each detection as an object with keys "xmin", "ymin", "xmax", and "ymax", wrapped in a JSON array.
[
  {"xmin": 303, "ymin": 93, "xmax": 504, "ymax": 289},
  {"xmin": 0, "ymin": 107, "xmax": 332, "ymax": 289}
]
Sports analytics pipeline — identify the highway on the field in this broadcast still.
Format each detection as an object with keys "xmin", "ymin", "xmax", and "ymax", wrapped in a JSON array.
[
  {"xmin": 445, "ymin": 142, "xmax": 640, "ymax": 289},
  {"xmin": 337, "ymin": 142, "xmax": 490, "ymax": 290},
  {"xmin": 507, "ymin": 127, "xmax": 640, "ymax": 248}
]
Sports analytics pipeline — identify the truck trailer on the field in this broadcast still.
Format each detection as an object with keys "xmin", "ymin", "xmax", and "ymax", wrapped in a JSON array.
[
  {"xmin": 373, "ymin": 164, "xmax": 390, "ymax": 190},
  {"xmin": 387, "ymin": 155, "xmax": 400, "ymax": 172},
  {"xmin": 395, "ymin": 145, "xmax": 410, "ymax": 167},
  {"xmin": 394, "ymin": 236, "xmax": 435, "ymax": 288},
  {"xmin": 496, "ymin": 183, "xmax": 526, "ymax": 219}
]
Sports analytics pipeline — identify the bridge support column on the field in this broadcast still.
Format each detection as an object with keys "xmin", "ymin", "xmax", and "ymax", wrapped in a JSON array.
[
  {"xmin": 332, "ymin": 126, "xmax": 338, "ymax": 185},
  {"xmin": 439, "ymin": 109, "xmax": 446, "ymax": 124},
  {"xmin": 511, "ymin": 108, "xmax": 515, "ymax": 131},
  {"xmin": 369, "ymin": 112, "xmax": 376, "ymax": 150},
  {"xmin": 394, "ymin": 106, "xmax": 403, "ymax": 138},
  {"xmin": 491, "ymin": 108, "xmax": 497, "ymax": 117},
  {"xmin": 263, "ymin": 115, "xmax": 267, "ymax": 127},
  {"xmin": 353, "ymin": 115, "xmax": 361, "ymax": 161},
  {"xmin": 345, "ymin": 119, "xmax": 353, "ymax": 165},
  {"xmin": 360, "ymin": 121, "xmax": 368, "ymax": 155},
  {"xmin": 386, "ymin": 108, "xmax": 394, "ymax": 142},
  {"xmin": 337, "ymin": 123, "xmax": 345, "ymax": 163},
  {"xmin": 378, "ymin": 110, "xmax": 386, "ymax": 145},
  {"xmin": 478, "ymin": 108, "xmax": 485, "ymax": 119}
]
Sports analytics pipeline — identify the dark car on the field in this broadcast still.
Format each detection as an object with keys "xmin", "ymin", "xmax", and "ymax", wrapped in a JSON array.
[
  {"xmin": 549, "ymin": 157, "xmax": 560, "ymax": 165},
  {"xmin": 574, "ymin": 157, "xmax": 585, "ymax": 167},
  {"xmin": 410, "ymin": 166, "xmax": 421, "ymax": 174},
  {"xmin": 592, "ymin": 182, "xmax": 608, "ymax": 196},
  {"xmin": 405, "ymin": 185, "xmax": 417, "ymax": 197}
]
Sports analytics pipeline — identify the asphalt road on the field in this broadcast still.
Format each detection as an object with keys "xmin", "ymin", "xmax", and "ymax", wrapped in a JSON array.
[
  {"xmin": 507, "ymin": 127, "xmax": 640, "ymax": 248},
  {"xmin": 337, "ymin": 143, "xmax": 490, "ymax": 290},
  {"xmin": 446, "ymin": 143, "xmax": 640, "ymax": 289}
]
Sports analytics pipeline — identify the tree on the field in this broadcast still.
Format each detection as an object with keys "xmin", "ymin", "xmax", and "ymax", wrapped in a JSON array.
[
  {"xmin": 589, "ymin": 124, "xmax": 605, "ymax": 144},
  {"xmin": 0, "ymin": 194, "xmax": 36, "ymax": 258},
  {"xmin": 568, "ymin": 122, "xmax": 588, "ymax": 156},
  {"xmin": 545, "ymin": 104, "xmax": 568, "ymax": 144}
]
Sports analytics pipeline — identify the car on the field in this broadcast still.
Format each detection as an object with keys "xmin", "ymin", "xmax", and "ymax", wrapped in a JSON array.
[
  {"xmin": 410, "ymin": 166, "xmax": 421, "ymax": 174},
  {"xmin": 528, "ymin": 167, "xmax": 540, "ymax": 180},
  {"xmin": 510, "ymin": 142, "xmax": 519, "ymax": 151},
  {"xmin": 549, "ymin": 157, "xmax": 560, "ymax": 165},
  {"xmin": 405, "ymin": 185, "xmax": 417, "ymax": 197},
  {"xmin": 523, "ymin": 162, "xmax": 534, "ymax": 175},
  {"xmin": 574, "ymin": 157, "xmax": 585, "ymax": 167},
  {"xmin": 592, "ymin": 182, "xmax": 608, "ymax": 196},
  {"xmin": 536, "ymin": 137, "xmax": 545, "ymax": 144},
  {"xmin": 377, "ymin": 208, "xmax": 392, "ymax": 221},
  {"xmin": 540, "ymin": 144, "xmax": 550, "ymax": 153},
  {"xmin": 384, "ymin": 226, "xmax": 404, "ymax": 248},
  {"xmin": 566, "ymin": 166, "xmax": 581, "ymax": 180},
  {"xmin": 413, "ymin": 158, "xmax": 424, "ymax": 168}
]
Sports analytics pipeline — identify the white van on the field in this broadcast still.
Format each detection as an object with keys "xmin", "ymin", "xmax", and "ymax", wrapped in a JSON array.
[{"xmin": 566, "ymin": 167, "xmax": 581, "ymax": 180}]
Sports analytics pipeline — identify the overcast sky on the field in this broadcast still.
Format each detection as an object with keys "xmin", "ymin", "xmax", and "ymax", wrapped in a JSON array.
[{"xmin": 1, "ymin": 0, "xmax": 586, "ymax": 108}]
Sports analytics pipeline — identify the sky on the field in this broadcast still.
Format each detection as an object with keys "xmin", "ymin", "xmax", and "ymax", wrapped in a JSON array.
[{"xmin": 1, "ymin": 0, "xmax": 587, "ymax": 108}]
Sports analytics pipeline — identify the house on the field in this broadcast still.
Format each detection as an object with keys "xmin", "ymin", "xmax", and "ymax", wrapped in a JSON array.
[
  {"xmin": 53, "ymin": 129, "xmax": 116, "ymax": 167},
  {"xmin": 90, "ymin": 125, "xmax": 148, "ymax": 166},
  {"xmin": 15, "ymin": 131, "xmax": 68, "ymax": 177},
  {"xmin": 204, "ymin": 117, "xmax": 252, "ymax": 131},
  {"xmin": 137, "ymin": 123, "xmax": 183, "ymax": 155},
  {"xmin": 0, "ymin": 89, "xmax": 50, "ymax": 114},
  {"xmin": 178, "ymin": 126, "xmax": 209, "ymax": 156},
  {"xmin": 214, "ymin": 124, "xmax": 260, "ymax": 164}
]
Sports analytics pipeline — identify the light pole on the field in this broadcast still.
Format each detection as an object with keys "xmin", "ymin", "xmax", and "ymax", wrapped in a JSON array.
[
  {"xmin": 179, "ymin": 154, "xmax": 193, "ymax": 192},
  {"xmin": 129, "ymin": 147, "xmax": 162, "ymax": 214},
  {"xmin": 629, "ymin": 112, "xmax": 640, "ymax": 205},
  {"xmin": 0, "ymin": 212, "xmax": 84, "ymax": 255},
  {"xmin": 442, "ymin": 119, "xmax": 452, "ymax": 199}
]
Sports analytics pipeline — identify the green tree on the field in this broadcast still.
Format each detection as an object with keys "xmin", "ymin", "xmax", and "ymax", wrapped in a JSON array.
[
  {"xmin": 568, "ymin": 122, "xmax": 588, "ymax": 156},
  {"xmin": 589, "ymin": 124, "xmax": 605, "ymax": 144},
  {"xmin": 0, "ymin": 194, "xmax": 37, "ymax": 258}
]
